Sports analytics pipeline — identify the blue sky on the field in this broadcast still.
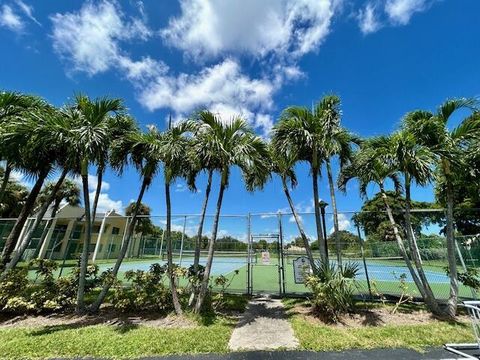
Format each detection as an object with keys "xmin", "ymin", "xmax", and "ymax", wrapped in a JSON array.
[{"xmin": 1, "ymin": 0, "xmax": 479, "ymax": 239}]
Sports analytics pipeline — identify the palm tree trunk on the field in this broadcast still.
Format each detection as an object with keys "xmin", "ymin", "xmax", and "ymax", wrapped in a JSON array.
[
  {"xmin": 91, "ymin": 167, "xmax": 103, "ymax": 221},
  {"xmin": 282, "ymin": 176, "xmax": 316, "ymax": 271},
  {"xmin": 312, "ymin": 164, "xmax": 327, "ymax": 264},
  {"xmin": 90, "ymin": 177, "xmax": 149, "ymax": 313},
  {"xmin": 3, "ymin": 169, "xmax": 68, "ymax": 272},
  {"xmin": 195, "ymin": 171, "xmax": 226, "ymax": 313},
  {"xmin": 193, "ymin": 170, "xmax": 213, "ymax": 273},
  {"xmin": 165, "ymin": 181, "xmax": 183, "ymax": 315},
  {"xmin": 0, "ymin": 162, "xmax": 12, "ymax": 204},
  {"xmin": 326, "ymin": 159, "xmax": 342, "ymax": 267},
  {"xmin": 404, "ymin": 176, "xmax": 442, "ymax": 315},
  {"xmin": 189, "ymin": 170, "xmax": 213, "ymax": 307},
  {"xmin": 379, "ymin": 183, "xmax": 427, "ymax": 299},
  {"xmin": 33, "ymin": 199, "xmax": 62, "ymax": 258},
  {"xmin": 76, "ymin": 160, "xmax": 92, "ymax": 314},
  {"xmin": 445, "ymin": 178, "xmax": 458, "ymax": 317},
  {"xmin": 0, "ymin": 167, "xmax": 49, "ymax": 271}
]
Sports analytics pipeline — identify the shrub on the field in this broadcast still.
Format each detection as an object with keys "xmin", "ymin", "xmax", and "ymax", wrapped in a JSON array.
[
  {"xmin": 0, "ymin": 259, "xmax": 101, "ymax": 314},
  {"xmin": 305, "ymin": 262, "xmax": 360, "ymax": 322},
  {"xmin": 109, "ymin": 263, "xmax": 173, "ymax": 312}
]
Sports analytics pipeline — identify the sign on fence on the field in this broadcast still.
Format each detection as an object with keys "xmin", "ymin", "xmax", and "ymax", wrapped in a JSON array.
[
  {"xmin": 293, "ymin": 256, "xmax": 312, "ymax": 284},
  {"xmin": 261, "ymin": 251, "xmax": 270, "ymax": 264}
]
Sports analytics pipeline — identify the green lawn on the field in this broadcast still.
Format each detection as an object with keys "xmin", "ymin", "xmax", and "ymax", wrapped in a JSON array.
[
  {"xmin": 0, "ymin": 320, "xmax": 233, "ymax": 360},
  {"xmin": 290, "ymin": 316, "xmax": 474, "ymax": 352}
]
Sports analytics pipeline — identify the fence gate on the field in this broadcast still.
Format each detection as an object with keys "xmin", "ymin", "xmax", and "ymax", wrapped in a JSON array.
[{"xmin": 248, "ymin": 233, "xmax": 285, "ymax": 295}]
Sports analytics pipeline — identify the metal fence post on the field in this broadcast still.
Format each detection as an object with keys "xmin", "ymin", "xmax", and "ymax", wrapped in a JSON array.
[
  {"xmin": 179, "ymin": 215, "xmax": 187, "ymax": 266},
  {"xmin": 456, "ymin": 240, "xmax": 478, "ymax": 300},
  {"xmin": 356, "ymin": 223, "xmax": 373, "ymax": 299},
  {"xmin": 247, "ymin": 213, "xmax": 252, "ymax": 295},
  {"xmin": 278, "ymin": 211, "xmax": 286, "ymax": 295}
]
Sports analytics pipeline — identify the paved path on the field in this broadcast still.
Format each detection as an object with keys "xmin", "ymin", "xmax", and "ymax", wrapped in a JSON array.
[{"xmin": 228, "ymin": 296, "xmax": 299, "ymax": 351}]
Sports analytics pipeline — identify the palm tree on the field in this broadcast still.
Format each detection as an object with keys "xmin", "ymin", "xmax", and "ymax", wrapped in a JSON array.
[
  {"xmin": 189, "ymin": 111, "xmax": 223, "ymax": 276},
  {"xmin": 389, "ymin": 127, "xmax": 442, "ymax": 314},
  {"xmin": 316, "ymin": 95, "xmax": 358, "ymax": 267},
  {"xmin": 339, "ymin": 137, "xmax": 427, "ymax": 300},
  {"xmin": 91, "ymin": 127, "xmax": 163, "ymax": 313},
  {"xmin": 0, "ymin": 172, "xmax": 28, "ymax": 218},
  {"xmin": 91, "ymin": 115, "xmax": 135, "ymax": 220},
  {"xmin": 2, "ymin": 177, "xmax": 81, "ymax": 273},
  {"xmin": 273, "ymin": 106, "xmax": 328, "ymax": 263},
  {"xmin": 194, "ymin": 115, "xmax": 270, "ymax": 313},
  {"xmin": 0, "ymin": 105, "xmax": 60, "ymax": 271},
  {"xmin": 268, "ymin": 144, "xmax": 316, "ymax": 270},
  {"xmin": 0, "ymin": 92, "xmax": 44, "ymax": 203},
  {"xmin": 159, "ymin": 120, "xmax": 198, "ymax": 315},
  {"xmin": 404, "ymin": 99, "xmax": 480, "ymax": 317},
  {"xmin": 71, "ymin": 94, "xmax": 124, "ymax": 314}
]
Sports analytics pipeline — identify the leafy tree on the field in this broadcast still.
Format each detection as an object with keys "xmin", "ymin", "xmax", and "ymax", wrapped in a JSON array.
[
  {"xmin": 125, "ymin": 201, "xmax": 154, "ymax": 235},
  {"xmin": 193, "ymin": 115, "xmax": 269, "ymax": 313},
  {"xmin": 268, "ymin": 144, "xmax": 316, "ymax": 269},
  {"xmin": 404, "ymin": 99, "xmax": 480, "ymax": 317},
  {"xmin": 316, "ymin": 95, "xmax": 358, "ymax": 267},
  {"xmin": 0, "ymin": 167, "xmax": 28, "ymax": 218},
  {"xmin": 69, "ymin": 94, "xmax": 124, "ymax": 314},
  {"xmin": 273, "ymin": 105, "xmax": 329, "ymax": 263},
  {"xmin": 339, "ymin": 136, "xmax": 428, "ymax": 304},
  {"xmin": 91, "ymin": 126, "xmax": 162, "ymax": 313},
  {"xmin": 353, "ymin": 191, "xmax": 435, "ymax": 239}
]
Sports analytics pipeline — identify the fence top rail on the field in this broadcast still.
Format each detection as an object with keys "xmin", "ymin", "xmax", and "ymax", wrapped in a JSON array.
[{"xmin": 3, "ymin": 207, "xmax": 480, "ymax": 222}]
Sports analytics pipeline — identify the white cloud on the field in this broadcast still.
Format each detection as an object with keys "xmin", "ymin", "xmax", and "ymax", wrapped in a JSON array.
[
  {"xmin": 15, "ymin": 0, "xmax": 40, "ymax": 26},
  {"xmin": 50, "ymin": 0, "xmax": 153, "ymax": 76},
  {"xmin": 175, "ymin": 183, "xmax": 187, "ymax": 193},
  {"xmin": 329, "ymin": 213, "xmax": 352, "ymax": 234},
  {"xmin": 137, "ymin": 58, "xmax": 277, "ymax": 135},
  {"xmin": 0, "ymin": 4, "xmax": 24, "ymax": 32},
  {"xmin": 161, "ymin": 0, "xmax": 340, "ymax": 61},
  {"xmin": 385, "ymin": 0, "xmax": 431, "ymax": 25},
  {"xmin": 90, "ymin": 191, "xmax": 123, "ymax": 214},
  {"xmin": 357, "ymin": 2, "xmax": 382, "ymax": 34}
]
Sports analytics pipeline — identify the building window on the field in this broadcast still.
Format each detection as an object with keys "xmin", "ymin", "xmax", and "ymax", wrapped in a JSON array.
[
  {"xmin": 92, "ymin": 225, "xmax": 101, "ymax": 233},
  {"xmin": 112, "ymin": 227, "xmax": 120, "ymax": 235}
]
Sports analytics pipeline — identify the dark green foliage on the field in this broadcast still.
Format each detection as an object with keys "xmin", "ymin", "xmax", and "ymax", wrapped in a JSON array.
[
  {"xmin": 305, "ymin": 262, "xmax": 360, "ymax": 322},
  {"xmin": 0, "ymin": 259, "xmax": 100, "ymax": 314},
  {"xmin": 109, "ymin": 263, "xmax": 173, "ymax": 312},
  {"xmin": 353, "ymin": 191, "xmax": 435, "ymax": 240}
]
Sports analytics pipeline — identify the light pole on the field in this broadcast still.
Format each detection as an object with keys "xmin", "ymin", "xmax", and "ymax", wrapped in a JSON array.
[{"xmin": 318, "ymin": 200, "xmax": 329, "ymax": 261}]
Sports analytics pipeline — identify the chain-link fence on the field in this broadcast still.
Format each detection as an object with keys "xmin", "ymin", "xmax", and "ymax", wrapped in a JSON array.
[{"xmin": 1, "ymin": 208, "xmax": 479, "ymax": 300}]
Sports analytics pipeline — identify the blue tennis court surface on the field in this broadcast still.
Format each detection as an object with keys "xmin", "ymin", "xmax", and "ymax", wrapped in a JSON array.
[
  {"xmin": 98, "ymin": 256, "xmax": 247, "ymax": 276},
  {"xmin": 359, "ymin": 263, "xmax": 450, "ymax": 284}
]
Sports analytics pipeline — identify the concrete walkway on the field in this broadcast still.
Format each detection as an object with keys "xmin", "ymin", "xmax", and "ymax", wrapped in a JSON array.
[{"xmin": 228, "ymin": 296, "xmax": 299, "ymax": 351}]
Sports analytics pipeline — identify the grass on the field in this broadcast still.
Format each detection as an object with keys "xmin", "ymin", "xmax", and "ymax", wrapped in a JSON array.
[
  {"xmin": 284, "ymin": 299, "xmax": 476, "ymax": 352},
  {"xmin": 0, "ymin": 320, "xmax": 233, "ymax": 359},
  {"xmin": 290, "ymin": 317, "xmax": 474, "ymax": 352}
]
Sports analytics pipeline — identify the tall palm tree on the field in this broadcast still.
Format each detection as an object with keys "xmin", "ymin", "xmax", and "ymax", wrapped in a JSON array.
[
  {"xmin": 194, "ymin": 115, "xmax": 270, "ymax": 313},
  {"xmin": 71, "ymin": 94, "xmax": 124, "ymax": 314},
  {"xmin": 90, "ymin": 115, "xmax": 135, "ymax": 220},
  {"xmin": 316, "ymin": 95, "xmax": 358, "ymax": 267},
  {"xmin": 268, "ymin": 144, "xmax": 316, "ymax": 270},
  {"xmin": 404, "ymin": 99, "xmax": 480, "ymax": 317},
  {"xmin": 0, "ymin": 92, "xmax": 44, "ymax": 204},
  {"xmin": 0, "ymin": 105, "xmax": 59, "ymax": 270},
  {"xmin": 189, "ymin": 111, "xmax": 223, "ymax": 276},
  {"xmin": 273, "ymin": 106, "xmax": 328, "ymax": 263},
  {"xmin": 91, "ymin": 127, "xmax": 164, "ymax": 313},
  {"xmin": 159, "ymin": 120, "xmax": 198, "ymax": 315},
  {"xmin": 389, "ymin": 127, "xmax": 442, "ymax": 314},
  {"xmin": 339, "ymin": 137, "xmax": 427, "ymax": 299}
]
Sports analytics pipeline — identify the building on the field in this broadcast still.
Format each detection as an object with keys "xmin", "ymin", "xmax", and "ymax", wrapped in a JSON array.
[{"xmin": 11, "ymin": 204, "xmax": 142, "ymax": 262}]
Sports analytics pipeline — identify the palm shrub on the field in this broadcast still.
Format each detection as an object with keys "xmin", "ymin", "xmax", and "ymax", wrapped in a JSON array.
[{"xmin": 305, "ymin": 262, "xmax": 360, "ymax": 322}]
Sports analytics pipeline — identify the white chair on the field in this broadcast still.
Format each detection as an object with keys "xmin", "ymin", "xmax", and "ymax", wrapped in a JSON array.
[{"xmin": 444, "ymin": 301, "xmax": 480, "ymax": 359}]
